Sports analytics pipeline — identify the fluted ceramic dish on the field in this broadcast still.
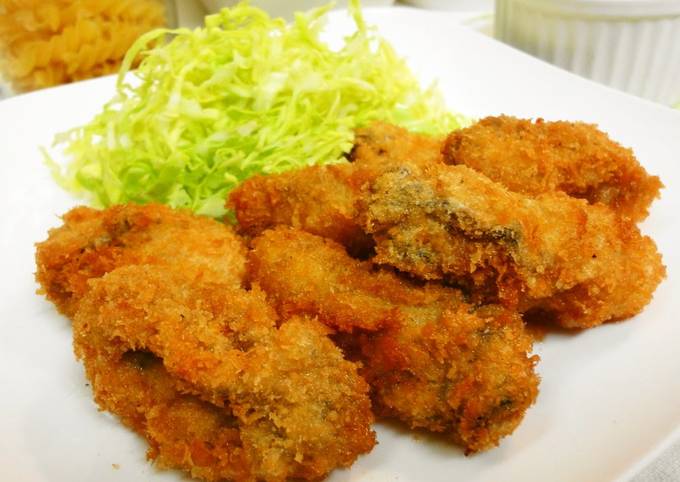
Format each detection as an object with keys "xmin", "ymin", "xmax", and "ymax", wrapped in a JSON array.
[
  {"xmin": 495, "ymin": 0, "xmax": 680, "ymax": 105},
  {"xmin": 1, "ymin": 7, "xmax": 680, "ymax": 482}
]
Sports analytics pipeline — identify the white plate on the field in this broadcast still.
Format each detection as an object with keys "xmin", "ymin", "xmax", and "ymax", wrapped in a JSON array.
[{"xmin": 1, "ymin": 7, "xmax": 679, "ymax": 482}]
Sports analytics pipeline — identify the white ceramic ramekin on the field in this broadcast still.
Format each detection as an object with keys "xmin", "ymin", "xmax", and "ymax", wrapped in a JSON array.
[{"xmin": 495, "ymin": 0, "xmax": 680, "ymax": 105}]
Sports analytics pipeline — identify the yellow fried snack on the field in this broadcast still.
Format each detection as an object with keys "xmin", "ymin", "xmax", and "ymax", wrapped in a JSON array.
[
  {"xmin": 73, "ymin": 265, "xmax": 375, "ymax": 481},
  {"xmin": 0, "ymin": 0, "xmax": 166, "ymax": 92},
  {"xmin": 443, "ymin": 116, "xmax": 662, "ymax": 221},
  {"xmin": 249, "ymin": 227, "xmax": 539, "ymax": 453}
]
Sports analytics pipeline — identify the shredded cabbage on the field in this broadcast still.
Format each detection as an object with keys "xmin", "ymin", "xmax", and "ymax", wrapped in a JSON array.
[{"xmin": 49, "ymin": 1, "xmax": 467, "ymax": 217}]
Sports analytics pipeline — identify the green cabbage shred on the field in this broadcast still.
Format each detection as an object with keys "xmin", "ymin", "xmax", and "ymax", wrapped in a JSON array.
[{"xmin": 49, "ymin": 0, "xmax": 467, "ymax": 217}]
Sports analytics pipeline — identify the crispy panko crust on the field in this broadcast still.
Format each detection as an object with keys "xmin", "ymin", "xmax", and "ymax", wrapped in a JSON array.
[
  {"xmin": 35, "ymin": 204, "xmax": 247, "ymax": 317},
  {"xmin": 363, "ymin": 163, "xmax": 665, "ymax": 328},
  {"xmin": 349, "ymin": 121, "xmax": 445, "ymax": 167},
  {"xmin": 228, "ymin": 123, "xmax": 440, "ymax": 256},
  {"xmin": 443, "ymin": 116, "xmax": 662, "ymax": 221},
  {"xmin": 249, "ymin": 227, "xmax": 539, "ymax": 453},
  {"xmin": 228, "ymin": 162, "xmax": 373, "ymax": 257},
  {"xmin": 74, "ymin": 265, "xmax": 375, "ymax": 481},
  {"xmin": 247, "ymin": 226, "xmax": 455, "ymax": 333},
  {"xmin": 230, "ymin": 118, "xmax": 663, "ymax": 247},
  {"xmin": 36, "ymin": 204, "xmax": 375, "ymax": 481},
  {"xmin": 229, "ymin": 122, "xmax": 665, "ymax": 329}
]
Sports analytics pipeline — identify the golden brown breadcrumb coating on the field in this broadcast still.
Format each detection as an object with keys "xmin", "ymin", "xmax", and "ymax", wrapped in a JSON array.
[
  {"xmin": 36, "ymin": 204, "xmax": 376, "ymax": 481},
  {"xmin": 363, "ymin": 163, "xmax": 665, "ymax": 328},
  {"xmin": 349, "ymin": 121, "xmax": 445, "ymax": 166},
  {"xmin": 443, "ymin": 116, "xmax": 662, "ymax": 221},
  {"xmin": 230, "ymin": 122, "xmax": 665, "ymax": 329},
  {"xmin": 35, "ymin": 204, "xmax": 247, "ymax": 316},
  {"xmin": 247, "ymin": 226, "xmax": 455, "ymax": 333},
  {"xmin": 228, "ymin": 123, "xmax": 442, "ymax": 256},
  {"xmin": 228, "ymin": 162, "xmax": 373, "ymax": 257},
  {"xmin": 249, "ymin": 227, "xmax": 539, "ymax": 453},
  {"xmin": 74, "ymin": 265, "xmax": 375, "ymax": 481},
  {"xmin": 230, "ymin": 119, "xmax": 663, "ymax": 250}
]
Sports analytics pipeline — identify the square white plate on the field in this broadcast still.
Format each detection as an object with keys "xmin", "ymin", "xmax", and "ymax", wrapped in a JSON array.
[{"xmin": 1, "ymin": 7, "xmax": 679, "ymax": 482}]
